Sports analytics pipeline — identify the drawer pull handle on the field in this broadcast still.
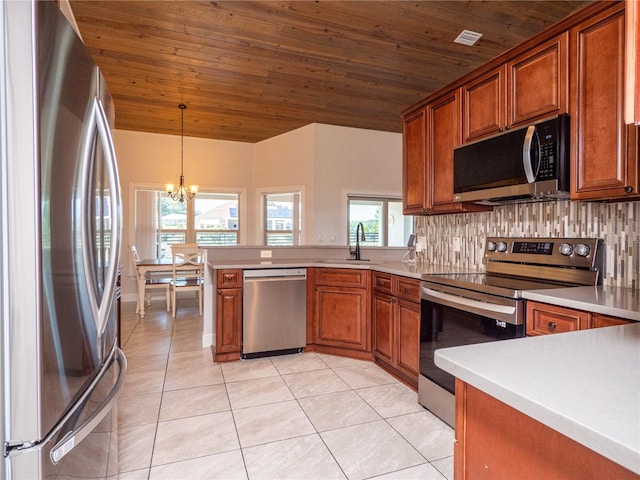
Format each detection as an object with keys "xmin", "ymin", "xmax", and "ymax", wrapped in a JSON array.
[
  {"xmin": 548, "ymin": 321, "xmax": 557, "ymax": 331},
  {"xmin": 404, "ymin": 287, "xmax": 409, "ymax": 293}
]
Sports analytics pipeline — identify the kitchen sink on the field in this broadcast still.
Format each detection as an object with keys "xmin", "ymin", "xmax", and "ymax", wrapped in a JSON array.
[{"xmin": 317, "ymin": 259, "xmax": 382, "ymax": 265}]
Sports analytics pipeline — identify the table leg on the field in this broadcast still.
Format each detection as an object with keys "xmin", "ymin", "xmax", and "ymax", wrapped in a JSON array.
[{"xmin": 137, "ymin": 266, "xmax": 147, "ymax": 318}]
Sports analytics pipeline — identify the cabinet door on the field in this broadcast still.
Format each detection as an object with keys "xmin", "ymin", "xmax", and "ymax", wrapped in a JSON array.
[
  {"xmin": 372, "ymin": 292, "xmax": 394, "ymax": 363},
  {"xmin": 215, "ymin": 287, "xmax": 242, "ymax": 355},
  {"xmin": 571, "ymin": 4, "xmax": 640, "ymax": 200},
  {"xmin": 402, "ymin": 109, "xmax": 427, "ymax": 214},
  {"xmin": 396, "ymin": 299, "xmax": 420, "ymax": 378},
  {"xmin": 315, "ymin": 286, "xmax": 369, "ymax": 351},
  {"xmin": 592, "ymin": 314, "xmax": 633, "ymax": 328},
  {"xmin": 463, "ymin": 66, "xmax": 506, "ymax": 143},
  {"xmin": 526, "ymin": 301, "xmax": 591, "ymax": 336},
  {"xmin": 428, "ymin": 90, "xmax": 461, "ymax": 211},
  {"xmin": 508, "ymin": 33, "xmax": 568, "ymax": 126}
]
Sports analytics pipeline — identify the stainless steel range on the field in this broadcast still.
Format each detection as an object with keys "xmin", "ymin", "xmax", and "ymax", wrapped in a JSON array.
[{"xmin": 419, "ymin": 237, "xmax": 603, "ymax": 427}]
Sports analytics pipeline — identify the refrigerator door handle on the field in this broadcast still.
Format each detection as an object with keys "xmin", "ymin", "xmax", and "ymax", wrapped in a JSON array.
[
  {"xmin": 4, "ymin": 346, "xmax": 127, "ymax": 460},
  {"xmin": 81, "ymin": 97, "xmax": 122, "ymax": 340}
]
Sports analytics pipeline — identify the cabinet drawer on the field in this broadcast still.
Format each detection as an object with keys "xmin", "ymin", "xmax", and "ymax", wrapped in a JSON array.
[
  {"xmin": 372, "ymin": 272, "xmax": 393, "ymax": 293},
  {"xmin": 315, "ymin": 268, "xmax": 368, "ymax": 288},
  {"xmin": 526, "ymin": 301, "xmax": 590, "ymax": 335},
  {"xmin": 395, "ymin": 277, "xmax": 421, "ymax": 303},
  {"xmin": 217, "ymin": 269, "xmax": 242, "ymax": 288}
]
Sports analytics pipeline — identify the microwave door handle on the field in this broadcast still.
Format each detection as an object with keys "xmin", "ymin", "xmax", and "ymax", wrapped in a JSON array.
[{"xmin": 523, "ymin": 125, "xmax": 537, "ymax": 183}]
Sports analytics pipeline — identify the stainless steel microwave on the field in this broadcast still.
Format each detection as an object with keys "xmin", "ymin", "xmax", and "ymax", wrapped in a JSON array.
[{"xmin": 453, "ymin": 114, "xmax": 569, "ymax": 204}]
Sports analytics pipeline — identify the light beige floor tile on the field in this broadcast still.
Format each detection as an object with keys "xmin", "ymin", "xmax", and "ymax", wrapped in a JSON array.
[
  {"xmin": 387, "ymin": 411, "xmax": 454, "ymax": 462},
  {"xmin": 120, "ymin": 370, "xmax": 166, "ymax": 398},
  {"xmin": 220, "ymin": 357, "xmax": 280, "ymax": 383},
  {"xmin": 124, "ymin": 352, "xmax": 168, "ymax": 375},
  {"xmin": 281, "ymin": 368, "xmax": 351, "ymax": 398},
  {"xmin": 167, "ymin": 348, "xmax": 214, "ymax": 370},
  {"xmin": 115, "ymin": 468, "xmax": 151, "ymax": 480},
  {"xmin": 152, "ymin": 411, "xmax": 239, "ymax": 466},
  {"xmin": 316, "ymin": 353, "xmax": 369, "ymax": 369},
  {"xmin": 356, "ymin": 382, "xmax": 423, "ymax": 418},
  {"xmin": 298, "ymin": 390, "xmax": 381, "ymax": 432},
  {"xmin": 233, "ymin": 400, "xmax": 315, "ymax": 448},
  {"xmin": 333, "ymin": 363, "xmax": 398, "ymax": 389},
  {"xmin": 117, "ymin": 423, "xmax": 156, "ymax": 473},
  {"xmin": 163, "ymin": 363, "xmax": 224, "ymax": 390},
  {"xmin": 321, "ymin": 420, "xmax": 425, "ymax": 480},
  {"xmin": 270, "ymin": 352, "xmax": 329, "ymax": 374},
  {"xmin": 243, "ymin": 434, "xmax": 346, "ymax": 480},
  {"xmin": 118, "ymin": 392, "xmax": 161, "ymax": 428},
  {"xmin": 170, "ymin": 335, "xmax": 204, "ymax": 353},
  {"xmin": 370, "ymin": 463, "xmax": 446, "ymax": 479},
  {"xmin": 159, "ymin": 384, "xmax": 230, "ymax": 421},
  {"xmin": 226, "ymin": 376, "xmax": 294, "ymax": 410},
  {"xmin": 430, "ymin": 456, "xmax": 454, "ymax": 480},
  {"xmin": 149, "ymin": 450, "xmax": 247, "ymax": 480}
]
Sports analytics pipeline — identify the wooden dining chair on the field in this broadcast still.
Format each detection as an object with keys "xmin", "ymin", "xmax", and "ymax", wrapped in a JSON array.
[
  {"xmin": 169, "ymin": 245, "xmax": 204, "ymax": 317},
  {"xmin": 129, "ymin": 245, "xmax": 171, "ymax": 314}
]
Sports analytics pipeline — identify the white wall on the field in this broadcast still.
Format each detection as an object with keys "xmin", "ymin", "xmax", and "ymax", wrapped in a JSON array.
[
  {"xmin": 253, "ymin": 123, "xmax": 403, "ymax": 246},
  {"xmin": 313, "ymin": 124, "xmax": 403, "ymax": 245},
  {"xmin": 252, "ymin": 124, "xmax": 316, "ymax": 244}
]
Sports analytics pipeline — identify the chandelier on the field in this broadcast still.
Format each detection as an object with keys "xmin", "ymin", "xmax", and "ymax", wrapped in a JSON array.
[{"xmin": 166, "ymin": 103, "xmax": 198, "ymax": 203}]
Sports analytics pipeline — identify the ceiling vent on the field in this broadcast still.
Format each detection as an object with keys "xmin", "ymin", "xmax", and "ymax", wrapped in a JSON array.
[{"xmin": 454, "ymin": 30, "xmax": 483, "ymax": 46}]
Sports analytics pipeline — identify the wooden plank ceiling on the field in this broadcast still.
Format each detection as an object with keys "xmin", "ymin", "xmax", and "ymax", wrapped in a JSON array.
[{"xmin": 70, "ymin": 0, "xmax": 592, "ymax": 143}]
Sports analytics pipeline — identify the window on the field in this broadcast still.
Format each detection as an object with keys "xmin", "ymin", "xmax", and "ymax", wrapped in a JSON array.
[
  {"xmin": 134, "ymin": 187, "xmax": 240, "ymax": 259},
  {"xmin": 262, "ymin": 191, "xmax": 301, "ymax": 245},
  {"xmin": 347, "ymin": 196, "xmax": 413, "ymax": 247}
]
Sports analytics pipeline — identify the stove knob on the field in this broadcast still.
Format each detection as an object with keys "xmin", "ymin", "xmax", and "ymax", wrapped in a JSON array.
[
  {"xmin": 487, "ymin": 241, "xmax": 497, "ymax": 252},
  {"xmin": 559, "ymin": 243, "xmax": 574, "ymax": 256},
  {"xmin": 575, "ymin": 243, "xmax": 591, "ymax": 257},
  {"xmin": 496, "ymin": 241, "xmax": 508, "ymax": 252}
]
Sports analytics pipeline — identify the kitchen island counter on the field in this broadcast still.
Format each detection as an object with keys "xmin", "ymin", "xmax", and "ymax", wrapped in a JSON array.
[{"xmin": 435, "ymin": 322, "xmax": 640, "ymax": 475}]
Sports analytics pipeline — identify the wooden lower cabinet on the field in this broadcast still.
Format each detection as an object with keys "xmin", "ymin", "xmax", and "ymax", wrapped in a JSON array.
[
  {"xmin": 312, "ymin": 268, "xmax": 371, "ymax": 357},
  {"xmin": 214, "ymin": 269, "xmax": 242, "ymax": 362},
  {"xmin": 527, "ymin": 300, "xmax": 634, "ymax": 336},
  {"xmin": 372, "ymin": 272, "xmax": 420, "ymax": 388},
  {"xmin": 454, "ymin": 379, "xmax": 639, "ymax": 480}
]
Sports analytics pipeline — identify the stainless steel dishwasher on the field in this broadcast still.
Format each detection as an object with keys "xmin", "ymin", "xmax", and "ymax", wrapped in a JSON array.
[{"xmin": 242, "ymin": 268, "xmax": 307, "ymax": 358}]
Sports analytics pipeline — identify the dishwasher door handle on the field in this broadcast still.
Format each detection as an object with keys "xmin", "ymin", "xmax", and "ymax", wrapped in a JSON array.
[{"xmin": 243, "ymin": 275, "xmax": 306, "ymax": 283}]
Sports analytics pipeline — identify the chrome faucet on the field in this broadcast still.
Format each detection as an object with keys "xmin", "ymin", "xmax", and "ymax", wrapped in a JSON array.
[{"xmin": 350, "ymin": 222, "xmax": 366, "ymax": 260}]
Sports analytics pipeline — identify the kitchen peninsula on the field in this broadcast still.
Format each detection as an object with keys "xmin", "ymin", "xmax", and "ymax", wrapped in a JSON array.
[{"xmin": 435, "ymin": 324, "xmax": 640, "ymax": 479}]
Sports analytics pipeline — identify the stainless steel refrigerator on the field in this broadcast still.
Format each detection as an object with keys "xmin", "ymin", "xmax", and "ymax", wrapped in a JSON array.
[{"xmin": 1, "ymin": 1, "xmax": 126, "ymax": 478}]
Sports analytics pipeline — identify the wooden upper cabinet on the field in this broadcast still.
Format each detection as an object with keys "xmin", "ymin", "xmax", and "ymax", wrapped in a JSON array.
[
  {"xmin": 571, "ymin": 3, "xmax": 640, "ymax": 200},
  {"xmin": 463, "ymin": 66, "xmax": 506, "ymax": 143},
  {"xmin": 402, "ymin": 109, "xmax": 427, "ymax": 214},
  {"xmin": 428, "ymin": 90, "xmax": 462, "ymax": 211},
  {"xmin": 507, "ymin": 33, "xmax": 569, "ymax": 127},
  {"xmin": 625, "ymin": 0, "xmax": 640, "ymax": 125}
]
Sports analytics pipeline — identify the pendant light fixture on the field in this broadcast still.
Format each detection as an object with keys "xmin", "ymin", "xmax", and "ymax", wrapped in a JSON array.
[{"xmin": 166, "ymin": 103, "xmax": 198, "ymax": 203}]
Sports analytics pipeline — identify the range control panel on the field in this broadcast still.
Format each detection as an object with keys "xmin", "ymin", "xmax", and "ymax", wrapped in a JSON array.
[{"xmin": 484, "ymin": 237, "xmax": 601, "ymax": 269}]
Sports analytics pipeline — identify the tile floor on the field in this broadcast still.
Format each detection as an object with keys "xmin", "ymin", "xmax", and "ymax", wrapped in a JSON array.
[{"xmin": 117, "ymin": 298, "xmax": 454, "ymax": 480}]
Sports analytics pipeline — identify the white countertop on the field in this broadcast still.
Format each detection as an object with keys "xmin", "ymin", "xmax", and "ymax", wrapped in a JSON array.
[
  {"xmin": 435, "ymin": 323, "xmax": 640, "ymax": 475},
  {"xmin": 523, "ymin": 286, "xmax": 640, "ymax": 321},
  {"xmin": 208, "ymin": 258, "xmax": 474, "ymax": 280}
]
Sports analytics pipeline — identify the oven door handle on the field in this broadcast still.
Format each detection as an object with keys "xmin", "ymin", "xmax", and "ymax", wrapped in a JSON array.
[{"xmin": 423, "ymin": 288, "xmax": 516, "ymax": 315}]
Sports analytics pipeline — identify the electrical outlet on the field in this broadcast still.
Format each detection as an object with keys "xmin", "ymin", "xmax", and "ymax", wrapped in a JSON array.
[
  {"xmin": 453, "ymin": 237, "xmax": 461, "ymax": 252},
  {"xmin": 260, "ymin": 250, "xmax": 272, "ymax": 258}
]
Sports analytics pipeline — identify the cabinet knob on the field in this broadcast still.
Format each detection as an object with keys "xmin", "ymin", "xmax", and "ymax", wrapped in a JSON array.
[
  {"xmin": 624, "ymin": 186, "xmax": 634, "ymax": 194},
  {"xmin": 548, "ymin": 321, "xmax": 557, "ymax": 331},
  {"xmin": 217, "ymin": 289, "xmax": 222, "ymax": 295},
  {"xmin": 404, "ymin": 287, "xmax": 409, "ymax": 293}
]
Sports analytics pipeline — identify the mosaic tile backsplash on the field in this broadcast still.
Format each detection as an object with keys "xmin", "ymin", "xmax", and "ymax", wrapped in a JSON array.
[{"xmin": 415, "ymin": 200, "xmax": 639, "ymax": 289}]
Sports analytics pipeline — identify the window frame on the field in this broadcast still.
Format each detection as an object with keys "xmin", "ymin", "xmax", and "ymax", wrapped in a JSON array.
[
  {"xmin": 257, "ymin": 187, "xmax": 304, "ymax": 246},
  {"xmin": 128, "ymin": 182, "xmax": 246, "ymax": 261},
  {"xmin": 347, "ymin": 194, "xmax": 413, "ymax": 247}
]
